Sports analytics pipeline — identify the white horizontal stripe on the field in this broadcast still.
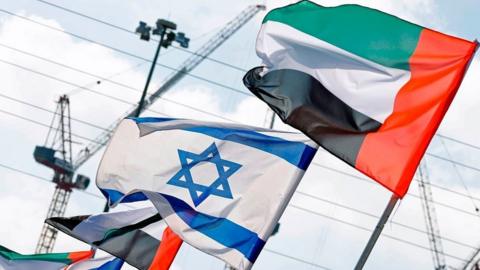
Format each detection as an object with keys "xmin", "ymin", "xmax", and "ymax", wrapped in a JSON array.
[
  {"xmin": 140, "ymin": 220, "xmax": 166, "ymax": 240},
  {"xmin": 72, "ymin": 207, "xmax": 158, "ymax": 243},
  {"xmin": 257, "ymin": 21, "xmax": 411, "ymax": 123},
  {"xmin": 144, "ymin": 192, "xmax": 253, "ymax": 270},
  {"xmin": 137, "ymin": 118, "xmax": 316, "ymax": 147},
  {"xmin": 65, "ymin": 256, "xmax": 118, "ymax": 270},
  {"xmin": 97, "ymin": 120, "xmax": 305, "ymax": 238}
]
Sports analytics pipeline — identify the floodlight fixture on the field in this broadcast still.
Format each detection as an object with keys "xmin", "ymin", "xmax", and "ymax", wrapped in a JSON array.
[{"xmin": 135, "ymin": 21, "xmax": 151, "ymax": 41}]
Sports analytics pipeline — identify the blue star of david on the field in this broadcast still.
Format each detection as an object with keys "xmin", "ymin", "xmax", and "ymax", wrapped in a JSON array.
[{"xmin": 167, "ymin": 143, "xmax": 242, "ymax": 207}]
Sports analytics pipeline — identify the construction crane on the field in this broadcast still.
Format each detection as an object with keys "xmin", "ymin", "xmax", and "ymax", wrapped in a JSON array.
[
  {"xmin": 73, "ymin": 4, "xmax": 265, "ymax": 170},
  {"xmin": 418, "ymin": 160, "xmax": 447, "ymax": 270},
  {"xmin": 34, "ymin": 4, "xmax": 266, "ymax": 253},
  {"xmin": 34, "ymin": 95, "xmax": 90, "ymax": 253}
]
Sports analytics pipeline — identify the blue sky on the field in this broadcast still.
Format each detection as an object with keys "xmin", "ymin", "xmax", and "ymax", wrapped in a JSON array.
[{"xmin": 0, "ymin": 0, "xmax": 479, "ymax": 269}]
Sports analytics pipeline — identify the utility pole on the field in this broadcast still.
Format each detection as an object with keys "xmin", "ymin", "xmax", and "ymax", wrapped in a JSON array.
[
  {"xmin": 101, "ymin": 19, "xmax": 189, "ymax": 213},
  {"xmin": 33, "ymin": 5, "xmax": 264, "ymax": 253},
  {"xmin": 134, "ymin": 19, "xmax": 190, "ymax": 117},
  {"xmin": 34, "ymin": 95, "xmax": 90, "ymax": 253}
]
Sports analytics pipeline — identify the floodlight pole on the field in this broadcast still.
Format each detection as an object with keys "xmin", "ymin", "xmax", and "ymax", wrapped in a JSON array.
[
  {"xmin": 354, "ymin": 194, "xmax": 400, "ymax": 270},
  {"xmin": 102, "ymin": 19, "xmax": 188, "ymax": 213},
  {"xmin": 135, "ymin": 30, "xmax": 166, "ymax": 117}
]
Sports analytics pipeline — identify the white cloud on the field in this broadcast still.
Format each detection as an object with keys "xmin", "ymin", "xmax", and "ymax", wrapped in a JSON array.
[{"xmin": 0, "ymin": 2, "xmax": 478, "ymax": 270}]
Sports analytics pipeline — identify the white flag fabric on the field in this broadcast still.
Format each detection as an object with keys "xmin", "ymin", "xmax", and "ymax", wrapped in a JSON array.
[
  {"xmin": 66, "ymin": 256, "xmax": 123, "ymax": 270},
  {"xmin": 96, "ymin": 118, "xmax": 317, "ymax": 269}
]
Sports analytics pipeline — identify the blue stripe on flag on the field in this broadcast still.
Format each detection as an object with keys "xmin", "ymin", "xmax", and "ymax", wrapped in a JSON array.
[
  {"xmin": 127, "ymin": 117, "xmax": 176, "ymax": 123},
  {"xmin": 184, "ymin": 126, "xmax": 316, "ymax": 170},
  {"xmin": 162, "ymin": 193, "xmax": 265, "ymax": 263},
  {"xmin": 129, "ymin": 117, "xmax": 316, "ymax": 170},
  {"xmin": 100, "ymin": 189, "xmax": 265, "ymax": 263},
  {"xmin": 91, "ymin": 258, "xmax": 124, "ymax": 270},
  {"xmin": 100, "ymin": 188, "xmax": 147, "ymax": 204}
]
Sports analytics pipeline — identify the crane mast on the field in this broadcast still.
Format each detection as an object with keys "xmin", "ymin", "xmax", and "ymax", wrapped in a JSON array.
[
  {"xmin": 34, "ymin": 95, "xmax": 90, "ymax": 253},
  {"xmin": 35, "ymin": 4, "xmax": 265, "ymax": 253},
  {"xmin": 73, "ymin": 4, "xmax": 265, "ymax": 170},
  {"xmin": 418, "ymin": 160, "xmax": 447, "ymax": 270}
]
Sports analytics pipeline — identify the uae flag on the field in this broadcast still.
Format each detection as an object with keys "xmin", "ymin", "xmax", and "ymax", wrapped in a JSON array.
[
  {"xmin": 244, "ymin": 1, "xmax": 478, "ymax": 197},
  {"xmin": 47, "ymin": 207, "xmax": 182, "ymax": 270},
  {"xmin": 0, "ymin": 245, "xmax": 93, "ymax": 270}
]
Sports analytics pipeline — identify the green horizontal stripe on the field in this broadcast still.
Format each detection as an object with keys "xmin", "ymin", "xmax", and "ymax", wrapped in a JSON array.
[
  {"xmin": 263, "ymin": 1, "xmax": 422, "ymax": 70},
  {"xmin": 0, "ymin": 245, "xmax": 71, "ymax": 264}
]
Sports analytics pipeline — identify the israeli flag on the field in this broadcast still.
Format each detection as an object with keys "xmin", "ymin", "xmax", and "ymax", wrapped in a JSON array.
[{"xmin": 97, "ymin": 118, "xmax": 317, "ymax": 270}]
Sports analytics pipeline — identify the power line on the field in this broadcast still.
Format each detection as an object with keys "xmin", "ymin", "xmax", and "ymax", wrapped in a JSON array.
[
  {"xmin": 0, "ymin": 58, "xmax": 144, "ymax": 106},
  {"xmin": 0, "ymin": 43, "xmax": 144, "ymax": 94},
  {"xmin": 427, "ymin": 152, "xmax": 480, "ymax": 175},
  {"xmin": 0, "ymin": 9, "xmax": 251, "ymax": 97},
  {"xmin": 4, "ymin": 3, "xmax": 478, "ymax": 265},
  {"xmin": 439, "ymin": 138, "xmax": 480, "ymax": 214},
  {"xmin": 436, "ymin": 134, "xmax": 480, "ymax": 152},
  {"xmin": 0, "ymin": 34, "xmax": 480, "ymax": 235},
  {"xmin": 0, "ymin": 108, "xmax": 103, "ymax": 145},
  {"xmin": 5, "ymin": 46, "xmax": 480, "ymax": 174},
  {"xmin": 0, "ymin": 163, "xmax": 103, "ymax": 200},
  {"xmin": 295, "ymin": 191, "xmax": 477, "ymax": 250},
  {"xmin": 288, "ymin": 204, "xmax": 468, "ymax": 263},
  {"xmin": 1, "ymin": 97, "xmax": 478, "ymax": 251},
  {"xmin": 0, "ymin": 43, "xmax": 240, "ymax": 123},
  {"xmin": 4, "ymin": 51, "xmax": 480, "ymax": 182},
  {"xmin": 31, "ymin": 0, "xmax": 249, "ymax": 73},
  {"xmin": 4, "ymin": 44, "xmax": 480, "ymax": 170},
  {"xmin": 3, "ymin": 7, "xmax": 480, "ymax": 155},
  {"xmin": 0, "ymin": 160, "xmax": 332, "ymax": 269},
  {"xmin": 1, "ymin": 57, "xmax": 479, "ymax": 217},
  {"xmin": 0, "ymin": 58, "xmax": 234, "ymax": 123},
  {"xmin": 312, "ymin": 161, "xmax": 480, "ymax": 203},
  {"xmin": 0, "ymin": 92, "xmax": 109, "ymax": 132},
  {"xmin": 0, "ymin": 160, "xmax": 468, "ymax": 264},
  {"xmin": 312, "ymin": 162, "xmax": 480, "ymax": 218},
  {"xmin": 263, "ymin": 248, "xmax": 332, "ymax": 270},
  {"xmin": 0, "ymin": 162, "xmax": 330, "ymax": 269},
  {"xmin": 2, "ymin": 79, "xmax": 479, "ymax": 217},
  {"xmin": 22, "ymin": 0, "xmax": 480, "ymax": 160}
]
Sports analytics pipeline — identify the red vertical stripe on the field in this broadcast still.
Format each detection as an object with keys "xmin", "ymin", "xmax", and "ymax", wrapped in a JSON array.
[
  {"xmin": 148, "ymin": 227, "xmax": 183, "ymax": 270},
  {"xmin": 67, "ymin": 250, "xmax": 94, "ymax": 263},
  {"xmin": 356, "ymin": 29, "xmax": 477, "ymax": 197}
]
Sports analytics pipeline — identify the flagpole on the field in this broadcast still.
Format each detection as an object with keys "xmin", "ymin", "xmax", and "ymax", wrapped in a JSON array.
[{"xmin": 354, "ymin": 194, "xmax": 400, "ymax": 270}]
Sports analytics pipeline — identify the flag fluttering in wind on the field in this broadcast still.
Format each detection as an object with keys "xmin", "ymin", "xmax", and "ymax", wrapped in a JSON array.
[
  {"xmin": 65, "ymin": 256, "xmax": 123, "ymax": 270},
  {"xmin": 96, "ymin": 118, "xmax": 317, "ymax": 270},
  {"xmin": 0, "ymin": 245, "xmax": 93, "ymax": 270},
  {"xmin": 243, "ymin": 0, "xmax": 478, "ymax": 197},
  {"xmin": 47, "ymin": 207, "xmax": 182, "ymax": 270}
]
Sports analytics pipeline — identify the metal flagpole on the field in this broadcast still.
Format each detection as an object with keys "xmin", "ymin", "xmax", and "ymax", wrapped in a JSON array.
[{"xmin": 354, "ymin": 194, "xmax": 400, "ymax": 270}]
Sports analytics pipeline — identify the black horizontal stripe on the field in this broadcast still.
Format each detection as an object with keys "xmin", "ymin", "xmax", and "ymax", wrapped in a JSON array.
[
  {"xmin": 98, "ymin": 229, "xmax": 160, "ymax": 270},
  {"xmin": 46, "ymin": 215, "xmax": 89, "ymax": 231},
  {"xmin": 243, "ymin": 67, "xmax": 381, "ymax": 165},
  {"xmin": 47, "ymin": 214, "xmax": 163, "ymax": 270},
  {"xmin": 93, "ymin": 214, "xmax": 162, "ymax": 245}
]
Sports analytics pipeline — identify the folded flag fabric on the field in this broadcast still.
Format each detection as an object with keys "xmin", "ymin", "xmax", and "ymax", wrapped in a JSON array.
[
  {"xmin": 0, "ymin": 245, "xmax": 93, "ymax": 270},
  {"xmin": 47, "ymin": 207, "xmax": 182, "ymax": 270},
  {"xmin": 243, "ymin": 0, "xmax": 478, "ymax": 197},
  {"xmin": 96, "ymin": 118, "xmax": 317, "ymax": 270},
  {"xmin": 66, "ymin": 256, "xmax": 123, "ymax": 270}
]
